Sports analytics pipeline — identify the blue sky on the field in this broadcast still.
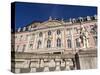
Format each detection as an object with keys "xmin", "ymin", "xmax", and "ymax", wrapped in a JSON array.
[{"xmin": 15, "ymin": 2, "xmax": 97, "ymax": 28}]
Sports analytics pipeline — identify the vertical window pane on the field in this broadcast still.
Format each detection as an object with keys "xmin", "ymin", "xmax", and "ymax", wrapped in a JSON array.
[
  {"xmin": 37, "ymin": 40, "xmax": 41, "ymax": 48},
  {"xmin": 57, "ymin": 38, "xmax": 61, "ymax": 47},
  {"xmin": 39, "ymin": 32, "xmax": 42, "ymax": 37},
  {"xmin": 48, "ymin": 30, "xmax": 51, "ymax": 36},
  {"xmin": 94, "ymin": 36, "xmax": 97, "ymax": 46},
  {"xmin": 67, "ymin": 39, "xmax": 72, "ymax": 48},
  {"xmin": 57, "ymin": 29, "xmax": 61, "ymax": 35},
  {"xmin": 47, "ymin": 39, "xmax": 51, "ymax": 48}
]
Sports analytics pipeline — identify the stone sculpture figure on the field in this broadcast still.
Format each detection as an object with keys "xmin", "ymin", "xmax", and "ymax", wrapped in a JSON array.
[{"xmin": 80, "ymin": 25, "xmax": 89, "ymax": 48}]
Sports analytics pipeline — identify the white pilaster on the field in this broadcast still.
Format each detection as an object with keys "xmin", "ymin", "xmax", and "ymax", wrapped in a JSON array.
[
  {"xmin": 65, "ymin": 65, "xmax": 70, "ymax": 70},
  {"xmin": 49, "ymin": 59, "xmax": 55, "ymax": 67},
  {"xmin": 55, "ymin": 62, "xmax": 61, "ymax": 71},
  {"xmin": 40, "ymin": 59, "xmax": 44, "ymax": 67},
  {"xmin": 65, "ymin": 61, "xmax": 70, "ymax": 70},
  {"xmin": 52, "ymin": 30, "xmax": 56, "ymax": 47},
  {"xmin": 61, "ymin": 61, "xmax": 65, "ymax": 67}
]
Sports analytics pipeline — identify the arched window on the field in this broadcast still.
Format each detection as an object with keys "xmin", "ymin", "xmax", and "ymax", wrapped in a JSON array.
[
  {"xmin": 57, "ymin": 29, "xmax": 61, "ymax": 35},
  {"xmin": 47, "ymin": 39, "xmax": 51, "ymax": 48},
  {"xmin": 37, "ymin": 40, "xmax": 41, "ymax": 48},
  {"xmin": 67, "ymin": 39, "xmax": 72, "ymax": 48},
  {"xmin": 57, "ymin": 38, "xmax": 61, "ymax": 47},
  {"xmin": 39, "ymin": 32, "xmax": 42, "ymax": 37},
  {"xmin": 76, "ymin": 38, "xmax": 80, "ymax": 48},
  {"xmin": 48, "ymin": 30, "xmax": 51, "ymax": 36}
]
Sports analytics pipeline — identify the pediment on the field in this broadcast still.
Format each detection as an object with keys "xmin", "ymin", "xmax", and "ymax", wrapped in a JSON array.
[{"xmin": 41, "ymin": 20, "xmax": 63, "ymax": 27}]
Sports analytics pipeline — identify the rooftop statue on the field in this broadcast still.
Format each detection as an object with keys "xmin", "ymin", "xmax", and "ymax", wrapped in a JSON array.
[{"xmin": 80, "ymin": 24, "xmax": 89, "ymax": 48}]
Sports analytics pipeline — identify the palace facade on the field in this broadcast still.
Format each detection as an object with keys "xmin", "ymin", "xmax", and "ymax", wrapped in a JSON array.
[{"xmin": 11, "ymin": 15, "xmax": 97, "ymax": 73}]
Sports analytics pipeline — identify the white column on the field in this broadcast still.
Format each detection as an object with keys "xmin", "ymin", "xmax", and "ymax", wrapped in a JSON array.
[
  {"xmin": 65, "ymin": 66, "xmax": 70, "ymax": 70},
  {"xmin": 87, "ymin": 39, "xmax": 89, "ymax": 48},
  {"xmin": 40, "ymin": 59, "xmax": 44, "ymax": 67},
  {"xmin": 49, "ymin": 59, "xmax": 55, "ymax": 67},
  {"xmin": 71, "ymin": 28, "xmax": 75, "ymax": 53},
  {"xmin": 52, "ymin": 30, "xmax": 56, "ymax": 47},
  {"xmin": 42, "ymin": 32, "xmax": 44, "ymax": 48},
  {"xmin": 61, "ymin": 60, "xmax": 65, "ymax": 67},
  {"xmin": 83, "ymin": 37, "xmax": 86, "ymax": 48},
  {"xmin": 65, "ymin": 61, "xmax": 70, "ymax": 70},
  {"xmin": 55, "ymin": 62, "xmax": 61, "ymax": 71},
  {"xmin": 25, "ymin": 34, "xmax": 31, "ymax": 52},
  {"xmin": 61, "ymin": 30, "xmax": 64, "ymax": 48},
  {"xmin": 30, "ymin": 68, "xmax": 36, "ymax": 72},
  {"xmin": 34, "ymin": 33, "xmax": 38, "ymax": 49},
  {"xmin": 15, "ymin": 68, "xmax": 20, "ymax": 73}
]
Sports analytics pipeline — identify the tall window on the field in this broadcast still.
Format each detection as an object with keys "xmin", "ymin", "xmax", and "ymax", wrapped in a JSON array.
[
  {"xmin": 57, "ymin": 29, "xmax": 61, "ymax": 35},
  {"xmin": 37, "ymin": 40, "xmax": 41, "ymax": 48},
  {"xmin": 93, "ymin": 36, "xmax": 97, "ymax": 46},
  {"xmin": 39, "ymin": 32, "xmax": 42, "ymax": 37},
  {"xmin": 67, "ymin": 39, "xmax": 72, "ymax": 48},
  {"xmin": 29, "ymin": 44, "xmax": 33, "ymax": 49},
  {"xmin": 47, "ymin": 39, "xmax": 51, "ymax": 48},
  {"xmin": 76, "ymin": 38, "xmax": 80, "ymax": 48},
  {"xmin": 57, "ymin": 38, "xmax": 61, "ymax": 47},
  {"xmin": 48, "ymin": 30, "xmax": 51, "ymax": 36},
  {"xmin": 22, "ymin": 45, "xmax": 26, "ymax": 52}
]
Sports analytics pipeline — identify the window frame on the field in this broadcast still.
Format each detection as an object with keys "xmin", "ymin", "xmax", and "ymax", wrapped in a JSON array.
[
  {"xmin": 48, "ymin": 30, "xmax": 51, "ymax": 36},
  {"xmin": 75, "ymin": 38, "xmax": 80, "ymax": 48},
  {"xmin": 39, "ymin": 32, "xmax": 43, "ymax": 37},
  {"xmin": 47, "ymin": 39, "xmax": 51, "ymax": 48},
  {"xmin": 22, "ymin": 44, "xmax": 26, "ymax": 52},
  {"xmin": 67, "ymin": 39, "xmax": 72, "ymax": 48},
  {"xmin": 57, "ymin": 29, "xmax": 61, "ymax": 35},
  {"xmin": 37, "ymin": 40, "xmax": 42, "ymax": 48},
  {"xmin": 57, "ymin": 38, "xmax": 61, "ymax": 47}
]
